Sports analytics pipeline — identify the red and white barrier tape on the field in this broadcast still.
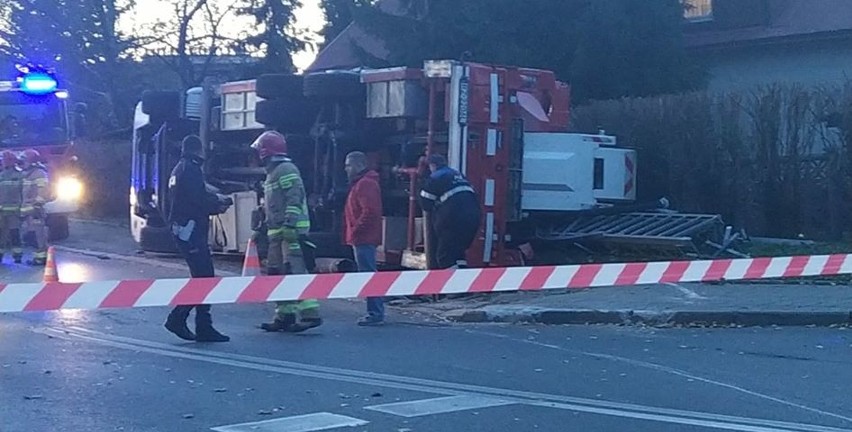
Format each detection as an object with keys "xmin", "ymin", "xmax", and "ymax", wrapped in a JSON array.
[{"xmin": 1, "ymin": 254, "xmax": 850, "ymax": 313}]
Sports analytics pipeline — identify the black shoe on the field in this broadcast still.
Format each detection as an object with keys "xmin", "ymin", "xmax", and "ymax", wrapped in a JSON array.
[
  {"xmin": 12, "ymin": 255, "xmax": 22, "ymax": 264},
  {"xmin": 195, "ymin": 327, "xmax": 230, "ymax": 342},
  {"xmin": 164, "ymin": 320, "xmax": 196, "ymax": 341}
]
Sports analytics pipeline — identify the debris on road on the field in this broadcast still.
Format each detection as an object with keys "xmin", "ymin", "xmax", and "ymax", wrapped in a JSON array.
[{"xmin": 23, "ymin": 395, "xmax": 43, "ymax": 400}]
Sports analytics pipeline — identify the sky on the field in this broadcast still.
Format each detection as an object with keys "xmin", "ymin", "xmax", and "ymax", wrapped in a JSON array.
[{"xmin": 125, "ymin": 0, "xmax": 327, "ymax": 71}]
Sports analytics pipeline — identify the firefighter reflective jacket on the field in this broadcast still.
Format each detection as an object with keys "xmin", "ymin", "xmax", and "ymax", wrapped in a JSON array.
[
  {"xmin": 21, "ymin": 165, "xmax": 48, "ymax": 216},
  {"xmin": 264, "ymin": 157, "xmax": 310, "ymax": 237},
  {"xmin": 0, "ymin": 167, "xmax": 22, "ymax": 213}
]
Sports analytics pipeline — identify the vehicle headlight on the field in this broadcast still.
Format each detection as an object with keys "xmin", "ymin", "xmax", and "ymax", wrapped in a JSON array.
[{"xmin": 56, "ymin": 177, "xmax": 83, "ymax": 201}]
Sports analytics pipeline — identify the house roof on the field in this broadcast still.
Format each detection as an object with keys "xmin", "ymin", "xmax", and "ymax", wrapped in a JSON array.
[
  {"xmin": 310, "ymin": 0, "xmax": 852, "ymax": 69},
  {"xmin": 685, "ymin": 0, "xmax": 852, "ymax": 48},
  {"xmin": 306, "ymin": 0, "xmax": 405, "ymax": 72}
]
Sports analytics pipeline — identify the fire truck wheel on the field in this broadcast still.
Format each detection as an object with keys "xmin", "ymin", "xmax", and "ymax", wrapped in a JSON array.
[
  {"xmin": 303, "ymin": 72, "xmax": 363, "ymax": 99},
  {"xmin": 255, "ymin": 99, "xmax": 317, "ymax": 133},
  {"xmin": 141, "ymin": 90, "xmax": 181, "ymax": 119},
  {"xmin": 256, "ymin": 74, "xmax": 304, "ymax": 99},
  {"xmin": 46, "ymin": 214, "xmax": 70, "ymax": 242}
]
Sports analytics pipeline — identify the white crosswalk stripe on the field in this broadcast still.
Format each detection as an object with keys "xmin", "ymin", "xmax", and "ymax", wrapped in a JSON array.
[
  {"xmin": 210, "ymin": 412, "xmax": 368, "ymax": 432},
  {"xmin": 365, "ymin": 395, "xmax": 515, "ymax": 417}
]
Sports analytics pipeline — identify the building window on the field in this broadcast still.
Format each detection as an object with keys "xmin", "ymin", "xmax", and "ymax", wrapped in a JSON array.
[{"xmin": 684, "ymin": 0, "xmax": 713, "ymax": 21}]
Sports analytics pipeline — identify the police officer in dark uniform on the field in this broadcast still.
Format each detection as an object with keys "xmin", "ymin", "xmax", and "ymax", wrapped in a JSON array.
[
  {"xmin": 164, "ymin": 135, "xmax": 232, "ymax": 342},
  {"xmin": 419, "ymin": 154, "xmax": 481, "ymax": 269}
]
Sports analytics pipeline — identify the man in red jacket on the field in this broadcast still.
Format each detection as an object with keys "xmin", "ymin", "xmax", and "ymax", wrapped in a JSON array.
[{"xmin": 343, "ymin": 151, "xmax": 385, "ymax": 326}]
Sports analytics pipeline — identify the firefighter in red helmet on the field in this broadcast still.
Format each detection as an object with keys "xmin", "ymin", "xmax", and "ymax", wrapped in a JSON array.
[
  {"xmin": 0, "ymin": 150, "xmax": 23, "ymax": 263},
  {"xmin": 20, "ymin": 149, "xmax": 49, "ymax": 266},
  {"xmin": 251, "ymin": 130, "xmax": 323, "ymax": 333}
]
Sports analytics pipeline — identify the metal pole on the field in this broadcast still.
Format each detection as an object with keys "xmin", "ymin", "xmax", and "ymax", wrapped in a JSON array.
[
  {"xmin": 426, "ymin": 79, "xmax": 436, "ymax": 156},
  {"xmin": 199, "ymin": 77, "xmax": 213, "ymax": 173}
]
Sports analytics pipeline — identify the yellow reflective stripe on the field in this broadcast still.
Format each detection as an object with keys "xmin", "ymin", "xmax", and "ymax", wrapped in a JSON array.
[
  {"xmin": 285, "ymin": 206, "xmax": 303, "ymax": 214},
  {"xmin": 20, "ymin": 206, "xmax": 34, "ymax": 212},
  {"xmin": 276, "ymin": 303, "xmax": 300, "ymax": 315},
  {"xmin": 288, "ymin": 242, "xmax": 301, "ymax": 250},
  {"xmin": 23, "ymin": 179, "xmax": 47, "ymax": 186},
  {"xmin": 267, "ymin": 227, "xmax": 285, "ymax": 236},
  {"xmin": 295, "ymin": 220, "xmax": 309, "ymax": 228},
  {"xmin": 297, "ymin": 299, "xmax": 320, "ymax": 310},
  {"xmin": 278, "ymin": 174, "xmax": 300, "ymax": 188}
]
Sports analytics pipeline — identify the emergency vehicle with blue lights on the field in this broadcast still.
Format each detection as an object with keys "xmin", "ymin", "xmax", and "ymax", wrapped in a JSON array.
[{"xmin": 0, "ymin": 65, "xmax": 86, "ymax": 240}]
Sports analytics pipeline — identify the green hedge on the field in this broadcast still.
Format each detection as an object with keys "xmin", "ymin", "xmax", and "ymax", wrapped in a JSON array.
[{"xmin": 572, "ymin": 83, "xmax": 852, "ymax": 240}]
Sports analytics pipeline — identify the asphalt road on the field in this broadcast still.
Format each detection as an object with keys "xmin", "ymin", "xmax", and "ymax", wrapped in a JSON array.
[{"xmin": 1, "ymin": 222, "xmax": 851, "ymax": 432}]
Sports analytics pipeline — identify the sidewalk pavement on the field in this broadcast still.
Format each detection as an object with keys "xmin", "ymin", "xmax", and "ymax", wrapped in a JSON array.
[{"xmin": 392, "ymin": 282, "xmax": 852, "ymax": 327}]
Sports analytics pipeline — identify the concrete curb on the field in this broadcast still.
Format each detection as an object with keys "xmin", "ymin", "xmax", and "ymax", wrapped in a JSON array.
[{"xmin": 444, "ymin": 306, "xmax": 852, "ymax": 327}]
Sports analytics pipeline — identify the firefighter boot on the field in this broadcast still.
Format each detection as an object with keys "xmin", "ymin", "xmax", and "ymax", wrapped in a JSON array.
[
  {"xmin": 194, "ymin": 305, "xmax": 230, "ymax": 342},
  {"xmin": 12, "ymin": 247, "xmax": 23, "ymax": 264},
  {"xmin": 288, "ymin": 301, "xmax": 323, "ymax": 332},
  {"xmin": 260, "ymin": 311, "xmax": 297, "ymax": 332},
  {"xmin": 165, "ymin": 306, "xmax": 196, "ymax": 341}
]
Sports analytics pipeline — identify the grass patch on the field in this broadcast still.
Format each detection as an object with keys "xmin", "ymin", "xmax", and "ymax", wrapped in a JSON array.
[{"xmin": 744, "ymin": 241, "xmax": 852, "ymax": 258}]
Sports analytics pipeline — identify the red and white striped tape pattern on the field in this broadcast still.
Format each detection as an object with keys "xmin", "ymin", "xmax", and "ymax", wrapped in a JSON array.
[{"xmin": 1, "ymin": 254, "xmax": 850, "ymax": 313}]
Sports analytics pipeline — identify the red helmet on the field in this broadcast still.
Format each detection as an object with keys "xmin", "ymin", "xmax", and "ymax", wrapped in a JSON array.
[
  {"xmin": 251, "ymin": 131, "xmax": 287, "ymax": 160},
  {"xmin": 22, "ymin": 149, "xmax": 41, "ymax": 166},
  {"xmin": 1, "ymin": 150, "xmax": 17, "ymax": 168}
]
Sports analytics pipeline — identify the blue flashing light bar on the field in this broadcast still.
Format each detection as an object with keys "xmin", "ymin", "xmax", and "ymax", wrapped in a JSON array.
[
  {"xmin": 13, "ymin": 63, "xmax": 60, "ymax": 95},
  {"xmin": 19, "ymin": 72, "xmax": 58, "ymax": 95}
]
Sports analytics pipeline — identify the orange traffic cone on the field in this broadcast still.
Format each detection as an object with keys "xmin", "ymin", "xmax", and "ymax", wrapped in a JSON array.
[
  {"xmin": 242, "ymin": 237, "xmax": 262, "ymax": 277},
  {"xmin": 42, "ymin": 246, "xmax": 59, "ymax": 283}
]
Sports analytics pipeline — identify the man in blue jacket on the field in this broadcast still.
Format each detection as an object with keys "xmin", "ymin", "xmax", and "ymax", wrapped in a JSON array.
[
  {"xmin": 165, "ymin": 135, "xmax": 232, "ymax": 342},
  {"xmin": 419, "ymin": 154, "xmax": 481, "ymax": 269}
]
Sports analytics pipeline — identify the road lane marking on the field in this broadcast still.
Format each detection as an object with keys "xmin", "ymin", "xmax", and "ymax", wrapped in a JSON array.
[
  {"xmin": 466, "ymin": 328, "xmax": 852, "ymax": 425},
  {"xmin": 365, "ymin": 395, "xmax": 515, "ymax": 417},
  {"xmin": 663, "ymin": 282, "xmax": 708, "ymax": 300},
  {"xmin": 40, "ymin": 326, "xmax": 851, "ymax": 432},
  {"xmin": 211, "ymin": 412, "xmax": 368, "ymax": 432}
]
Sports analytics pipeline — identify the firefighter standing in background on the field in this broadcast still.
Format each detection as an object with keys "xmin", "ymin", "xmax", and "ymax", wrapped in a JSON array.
[
  {"xmin": 419, "ymin": 153, "xmax": 481, "ymax": 269},
  {"xmin": 0, "ymin": 151, "xmax": 23, "ymax": 263},
  {"xmin": 251, "ymin": 131, "xmax": 323, "ymax": 333},
  {"xmin": 20, "ymin": 149, "xmax": 49, "ymax": 266}
]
